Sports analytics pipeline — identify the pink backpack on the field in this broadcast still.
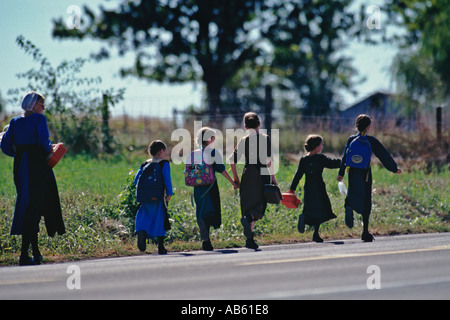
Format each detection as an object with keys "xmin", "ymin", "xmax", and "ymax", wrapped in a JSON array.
[{"xmin": 184, "ymin": 149, "xmax": 215, "ymax": 186}]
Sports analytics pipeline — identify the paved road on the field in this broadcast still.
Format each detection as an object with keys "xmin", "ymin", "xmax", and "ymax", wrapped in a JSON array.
[{"xmin": 1, "ymin": 233, "xmax": 450, "ymax": 301}]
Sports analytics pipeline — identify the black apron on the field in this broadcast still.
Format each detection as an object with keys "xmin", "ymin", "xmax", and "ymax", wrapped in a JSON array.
[{"xmin": 11, "ymin": 145, "xmax": 65, "ymax": 237}]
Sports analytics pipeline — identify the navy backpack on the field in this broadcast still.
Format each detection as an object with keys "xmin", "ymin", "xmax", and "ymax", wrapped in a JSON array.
[
  {"xmin": 136, "ymin": 161, "xmax": 166, "ymax": 203},
  {"xmin": 345, "ymin": 134, "xmax": 372, "ymax": 169}
]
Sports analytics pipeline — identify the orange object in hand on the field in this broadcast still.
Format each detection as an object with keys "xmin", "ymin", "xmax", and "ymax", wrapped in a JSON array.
[
  {"xmin": 47, "ymin": 143, "xmax": 67, "ymax": 168},
  {"xmin": 281, "ymin": 190, "xmax": 302, "ymax": 209}
]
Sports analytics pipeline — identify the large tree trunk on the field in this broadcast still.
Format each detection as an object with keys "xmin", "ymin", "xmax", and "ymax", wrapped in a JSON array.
[{"xmin": 205, "ymin": 74, "xmax": 224, "ymax": 123}]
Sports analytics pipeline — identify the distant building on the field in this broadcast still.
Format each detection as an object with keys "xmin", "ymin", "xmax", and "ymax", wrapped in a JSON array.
[
  {"xmin": 340, "ymin": 91, "xmax": 395, "ymax": 119},
  {"xmin": 339, "ymin": 91, "xmax": 414, "ymax": 131}
]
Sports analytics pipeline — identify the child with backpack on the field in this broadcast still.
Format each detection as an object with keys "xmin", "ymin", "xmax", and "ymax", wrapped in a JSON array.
[
  {"xmin": 189, "ymin": 127, "xmax": 237, "ymax": 251},
  {"xmin": 134, "ymin": 140, "xmax": 173, "ymax": 254},
  {"xmin": 289, "ymin": 135, "xmax": 341, "ymax": 242},
  {"xmin": 337, "ymin": 114, "xmax": 402, "ymax": 242}
]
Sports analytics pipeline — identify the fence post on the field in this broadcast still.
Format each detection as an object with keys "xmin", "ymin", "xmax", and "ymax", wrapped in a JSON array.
[
  {"xmin": 264, "ymin": 85, "xmax": 273, "ymax": 135},
  {"xmin": 436, "ymin": 106, "xmax": 442, "ymax": 142},
  {"xmin": 101, "ymin": 93, "xmax": 113, "ymax": 154}
]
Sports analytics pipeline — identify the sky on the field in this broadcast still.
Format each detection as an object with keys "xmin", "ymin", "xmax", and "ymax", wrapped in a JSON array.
[{"xmin": 0, "ymin": 0, "xmax": 399, "ymax": 118}]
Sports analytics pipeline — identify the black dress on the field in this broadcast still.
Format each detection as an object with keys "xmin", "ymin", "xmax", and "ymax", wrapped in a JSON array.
[
  {"xmin": 290, "ymin": 154, "xmax": 341, "ymax": 226},
  {"xmin": 233, "ymin": 133, "xmax": 272, "ymax": 221},
  {"xmin": 338, "ymin": 135, "xmax": 399, "ymax": 217}
]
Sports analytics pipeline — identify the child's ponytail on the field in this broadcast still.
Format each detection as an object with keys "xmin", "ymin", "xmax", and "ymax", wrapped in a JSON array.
[
  {"xmin": 355, "ymin": 114, "xmax": 371, "ymax": 134},
  {"xmin": 304, "ymin": 134, "xmax": 323, "ymax": 152}
]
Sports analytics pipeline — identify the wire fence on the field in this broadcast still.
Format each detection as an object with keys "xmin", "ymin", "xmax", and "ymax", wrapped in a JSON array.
[{"xmin": 1, "ymin": 95, "xmax": 448, "ymax": 162}]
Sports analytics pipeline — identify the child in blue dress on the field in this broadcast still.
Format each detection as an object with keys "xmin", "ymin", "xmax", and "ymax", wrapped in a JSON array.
[{"xmin": 134, "ymin": 140, "xmax": 173, "ymax": 254}]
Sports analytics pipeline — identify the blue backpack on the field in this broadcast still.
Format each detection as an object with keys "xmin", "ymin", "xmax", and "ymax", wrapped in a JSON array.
[
  {"xmin": 136, "ymin": 161, "xmax": 166, "ymax": 203},
  {"xmin": 345, "ymin": 134, "xmax": 372, "ymax": 169}
]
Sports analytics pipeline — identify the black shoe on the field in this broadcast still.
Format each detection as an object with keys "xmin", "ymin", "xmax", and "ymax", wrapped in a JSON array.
[
  {"xmin": 202, "ymin": 240, "xmax": 214, "ymax": 251},
  {"xmin": 245, "ymin": 239, "xmax": 259, "ymax": 250},
  {"xmin": 19, "ymin": 256, "xmax": 36, "ymax": 266},
  {"xmin": 33, "ymin": 254, "xmax": 43, "ymax": 265},
  {"xmin": 298, "ymin": 214, "xmax": 305, "ymax": 233},
  {"xmin": 241, "ymin": 217, "xmax": 253, "ymax": 240},
  {"xmin": 361, "ymin": 231, "xmax": 375, "ymax": 242},
  {"xmin": 137, "ymin": 230, "xmax": 147, "ymax": 252},
  {"xmin": 312, "ymin": 234, "xmax": 324, "ymax": 243},
  {"xmin": 345, "ymin": 206, "xmax": 354, "ymax": 228},
  {"xmin": 158, "ymin": 246, "xmax": 168, "ymax": 255}
]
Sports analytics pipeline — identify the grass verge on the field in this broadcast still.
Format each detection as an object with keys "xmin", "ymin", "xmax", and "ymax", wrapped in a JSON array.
[{"xmin": 1, "ymin": 154, "xmax": 449, "ymax": 266}]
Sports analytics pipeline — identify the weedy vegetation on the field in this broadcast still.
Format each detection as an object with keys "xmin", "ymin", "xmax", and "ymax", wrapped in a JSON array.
[{"xmin": 1, "ymin": 149, "xmax": 448, "ymax": 265}]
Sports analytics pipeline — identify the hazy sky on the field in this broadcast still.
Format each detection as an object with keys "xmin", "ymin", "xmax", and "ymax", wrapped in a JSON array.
[{"xmin": 0, "ymin": 0, "xmax": 398, "ymax": 117}]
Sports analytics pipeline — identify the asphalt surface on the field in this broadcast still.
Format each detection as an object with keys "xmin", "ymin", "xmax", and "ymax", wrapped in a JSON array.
[{"xmin": 1, "ymin": 232, "xmax": 450, "ymax": 301}]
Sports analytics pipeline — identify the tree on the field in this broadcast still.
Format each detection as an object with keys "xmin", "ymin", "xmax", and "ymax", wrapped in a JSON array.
[
  {"xmin": 53, "ymin": 0, "xmax": 272, "ymax": 118},
  {"xmin": 390, "ymin": 50, "xmax": 446, "ymax": 116},
  {"xmin": 370, "ymin": 0, "xmax": 450, "ymax": 113},
  {"xmin": 266, "ymin": 0, "xmax": 359, "ymax": 116},
  {"xmin": 384, "ymin": 0, "xmax": 450, "ymax": 94},
  {"xmin": 206, "ymin": 0, "xmax": 360, "ymax": 118},
  {"xmin": 8, "ymin": 36, "xmax": 124, "ymax": 155}
]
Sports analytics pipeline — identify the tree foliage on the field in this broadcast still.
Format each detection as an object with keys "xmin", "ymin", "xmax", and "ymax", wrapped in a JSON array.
[
  {"xmin": 383, "ymin": 0, "xmax": 450, "ymax": 111},
  {"xmin": 266, "ymin": 0, "xmax": 359, "ymax": 116},
  {"xmin": 8, "ymin": 36, "xmax": 124, "ymax": 155},
  {"xmin": 53, "ymin": 0, "xmax": 271, "ymax": 117},
  {"xmin": 53, "ymin": 0, "xmax": 359, "ymax": 116}
]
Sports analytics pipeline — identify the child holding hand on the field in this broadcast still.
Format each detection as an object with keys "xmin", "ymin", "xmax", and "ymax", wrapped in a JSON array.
[
  {"xmin": 289, "ymin": 135, "xmax": 341, "ymax": 242},
  {"xmin": 194, "ymin": 127, "xmax": 238, "ymax": 251}
]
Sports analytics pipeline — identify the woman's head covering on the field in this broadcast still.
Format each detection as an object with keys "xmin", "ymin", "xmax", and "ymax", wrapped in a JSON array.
[{"xmin": 21, "ymin": 91, "xmax": 43, "ymax": 111}]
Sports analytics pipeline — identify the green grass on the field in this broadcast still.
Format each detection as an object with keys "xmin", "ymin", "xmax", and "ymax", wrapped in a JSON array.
[{"xmin": 1, "ymin": 152, "xmax": 449, "ymax": 265}]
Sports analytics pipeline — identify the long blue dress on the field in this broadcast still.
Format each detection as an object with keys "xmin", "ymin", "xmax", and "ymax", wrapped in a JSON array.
[
  {"xmin": 1, "ymin": 113, "xmax": 65, "ymax": 236},
  {"xmin": 134, "ymin": 159, "xmax": 173, "ymax": 238}
]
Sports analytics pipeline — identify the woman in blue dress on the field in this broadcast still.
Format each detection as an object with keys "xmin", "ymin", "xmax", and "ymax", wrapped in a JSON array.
[
  {"xmin": 1, "ymin": 91, "xmax": 65, "ymax": 265},
  {"xmin": 134, "ymin": 140, "xmax": 173, "ymax": 254}
]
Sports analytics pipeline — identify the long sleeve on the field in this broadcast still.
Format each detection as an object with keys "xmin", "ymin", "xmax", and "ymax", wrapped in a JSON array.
[
  {"xmin": 211, "ymin": 148, "xmax": 226, "ymax": 173},
  {"xmin": 0, "ymin": 123, "xmax": 15, "ymax": 157},
  {"xmin": 289, "ymin": 158, "xmax": 305, "ymax": 191},
  {"xmin": 338, "ymin": 136, "xmax": 353, "ymax": 177},
  {"xmin": 134, "ymin": 165, "xmax": 145, "ymax": 186},
  {"xmin": 162, "ymin": 162, "xmax": 173, "ymax": 196},
  {"xmin": 37, "ymin": 115, "xmax": 52, "ymax": 153},
  {"xmin": 368, "ymin": 136, "xmax": 398, "ymax": 173},
  {"xmin": 322, "ymin": 154, "xmax": 341, "ymax": 169},
  {"xmin": 231, "ymin": 136, "xmax": 246, "ymax": 164}
]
